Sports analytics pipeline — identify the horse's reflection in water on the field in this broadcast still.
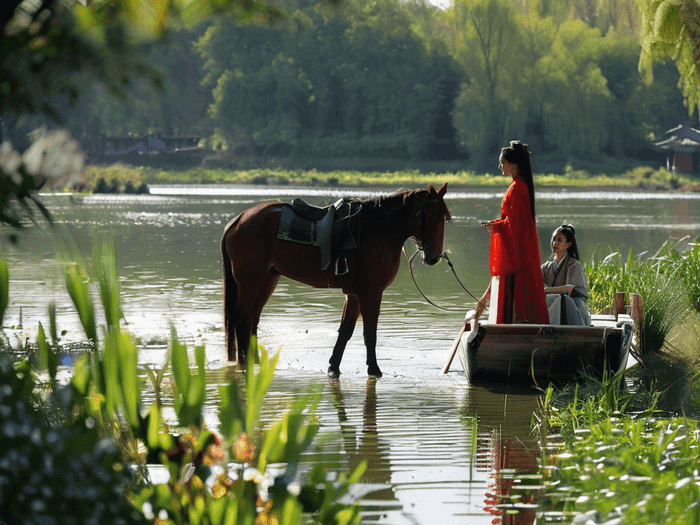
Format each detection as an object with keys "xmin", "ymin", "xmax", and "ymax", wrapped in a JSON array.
[{"xmin": 330, "ymin": 379, "xmax": 396, "ymax": 505}]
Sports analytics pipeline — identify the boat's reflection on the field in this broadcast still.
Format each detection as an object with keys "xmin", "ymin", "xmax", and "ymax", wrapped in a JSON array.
[{"xmin": 464, "ymin": 383, "xmax": 543, "ymax": 525}]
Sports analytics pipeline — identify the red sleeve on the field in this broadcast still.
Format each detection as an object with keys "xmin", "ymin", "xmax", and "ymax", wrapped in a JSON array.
[{"xmin": 489, "ymin": 179, "xmax": 538, "ymax": 276}]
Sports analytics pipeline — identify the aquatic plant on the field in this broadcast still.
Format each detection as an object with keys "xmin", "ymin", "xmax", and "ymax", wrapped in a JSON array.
[
  {"xmin": 654, "ymin": 237, "xmax": 700, "ymax": 314},
  {"xmin": 0, "ymin": 239, "xmax": 364, "ymax": 524},
  {"xmin": 586, "ymin": 246, "xmax": 689, "ymax": 356},
  {"xmin": 535, "ymin": 377, "xmax": 700, "ymax": 525}
]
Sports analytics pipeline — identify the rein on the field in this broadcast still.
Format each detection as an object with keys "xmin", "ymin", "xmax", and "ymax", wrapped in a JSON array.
[
  {"xmin": 404, "ymin": 190, "xmax": 482, "ymax": 312},
  {"xmin": 403, "ymin": 248, "xmax": 483, "ymax": 312}
]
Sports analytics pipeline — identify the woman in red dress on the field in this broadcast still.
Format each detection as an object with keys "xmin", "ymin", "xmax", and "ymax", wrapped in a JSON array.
[{"xmin": 473, "ymin": 141, "xmax": 549, "ymax": 324}]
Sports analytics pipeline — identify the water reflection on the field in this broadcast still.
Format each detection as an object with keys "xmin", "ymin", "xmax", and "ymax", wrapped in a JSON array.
[
  {"xmin": 464, "ymin": 386, "xmax": 542, "ymax": 525},
  {"xmin": 5, "ymin": 186, "xmax": 700, "ymax": 524},
  {"xmin": 330, "ymin": 379, "xmax": 397, "ymax": 510}
]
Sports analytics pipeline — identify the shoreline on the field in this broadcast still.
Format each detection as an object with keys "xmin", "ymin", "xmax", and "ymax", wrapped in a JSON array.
[{"xmin": 66, "ymin": 163, "xmax": 700, "ymax": 194}]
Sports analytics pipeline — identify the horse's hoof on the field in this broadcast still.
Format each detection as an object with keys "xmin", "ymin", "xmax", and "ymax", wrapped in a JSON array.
[
  {"xmin": 327, "ymin": 367, "xmax": 341, "ymax": 380},
  {"xmin": 367, "ymin": 367, "xmax": 383, "ymax": 379}
]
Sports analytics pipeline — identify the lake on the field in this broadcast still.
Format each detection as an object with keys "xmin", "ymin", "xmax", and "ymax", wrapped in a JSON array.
[{"xmin": 2, "ymin": 183, "xmax": 699, "ymax": 524}]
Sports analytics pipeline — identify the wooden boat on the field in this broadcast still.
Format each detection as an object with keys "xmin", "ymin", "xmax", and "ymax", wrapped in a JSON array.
[{"xmin": 457, "ymin": 315, "xmax": 635, "ymax": 386}]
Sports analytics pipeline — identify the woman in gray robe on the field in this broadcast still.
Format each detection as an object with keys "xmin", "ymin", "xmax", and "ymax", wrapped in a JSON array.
[{"xmin": 541, "ymin": 224, "xmax": 591, "ymax": 325}]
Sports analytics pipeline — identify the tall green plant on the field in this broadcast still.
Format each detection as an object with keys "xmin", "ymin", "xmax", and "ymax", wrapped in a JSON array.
[
  {"xmin": 586, "ymin": 244, "xmax": 689, "ymax": 356},
  {"xmin": 58, "ymin": 238, "xmax": 363, "ymax": 524},
  {"xmin": 0, "ymin": 257, "xmax": 8, "ymax": 327}
]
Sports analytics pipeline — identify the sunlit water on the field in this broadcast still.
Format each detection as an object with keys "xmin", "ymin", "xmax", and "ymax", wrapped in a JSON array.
[{"xmin": 2, "ymin": 184, "xmax": 699, "ymax": 524}]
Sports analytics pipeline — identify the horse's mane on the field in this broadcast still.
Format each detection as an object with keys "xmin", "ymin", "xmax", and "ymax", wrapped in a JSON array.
[{"xmin": 353, "ymin": 188, "xmax": 422, "ymax": 240}]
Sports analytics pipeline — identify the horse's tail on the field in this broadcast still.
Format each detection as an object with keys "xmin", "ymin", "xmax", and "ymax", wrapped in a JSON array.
[{"xmin": 221, "ymin": 216, "xmax": 241, "ymax": 361}]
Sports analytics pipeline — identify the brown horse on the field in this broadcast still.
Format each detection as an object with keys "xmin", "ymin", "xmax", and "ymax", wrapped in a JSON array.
[{"xmin": 221, "ymin": 183, "xmax": 451, "ymax": 378}]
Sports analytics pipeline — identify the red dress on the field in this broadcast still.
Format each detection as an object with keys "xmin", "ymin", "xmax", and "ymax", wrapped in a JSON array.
[{"xmin": 489, "ymin": 176, "xmax": 549, "ymax": 324}]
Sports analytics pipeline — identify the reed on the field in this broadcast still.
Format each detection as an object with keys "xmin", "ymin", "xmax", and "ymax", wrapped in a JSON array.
[{"xmin": 586, "ymin": 244, "xmax": 689, "ymax": 356}]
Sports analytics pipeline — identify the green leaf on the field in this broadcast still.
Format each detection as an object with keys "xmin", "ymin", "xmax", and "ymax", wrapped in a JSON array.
[
  {"xmin": 37, "ymin": 322, "xmax": 50, "ymax": 371},
  {"xmin": 245, "ymin": 345, "xmax": 279, "ymax": 433},
  {"xmin": 654, "ymin": 3, "xmax": 683, "ymax": 43},
  {"xmin": 170, "ymin": 326, "xmax": 190, "ymax": 397},
  {"xmin": 94, "ymin": 238, "xmax": 122, "ymax": 331},
  {"xmin": 118, "ymin": 331, "xmax": 140, "ymax": 429},
  {"xmin": 64, "ymin": 261, "xmax": 97, "ymax": 346},
  {"xmin": 0, "ymin": 258, "xmax": 8, "ymax": 326},
  {"xmin": 218, "ymin": 379, "xmax": 244, "ymax": 440},
  {"xmin": 186, "ymin": 345, "xmax": 206, "ymax": 408},
  {"xmin": 102, "ymin": 330, "xmax": 122, "ymax": 418},
  {"xmin": 147, "ymin": 403, "xmax": 161, "ymax": 449},
  {"xmin": 71, "ymin": 353, "xmax": 91, "ymax": 396}
]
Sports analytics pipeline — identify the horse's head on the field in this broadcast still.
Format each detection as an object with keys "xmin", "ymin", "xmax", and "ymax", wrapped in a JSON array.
[{"xmin": 414, "ymin": 183, "xmax": 451, "ymax": 266}]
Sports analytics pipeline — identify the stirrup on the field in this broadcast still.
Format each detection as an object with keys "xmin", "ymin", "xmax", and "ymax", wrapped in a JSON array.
[{"xmin": 335, "ymin": 255, "xmax": 349, "ymax": 275}]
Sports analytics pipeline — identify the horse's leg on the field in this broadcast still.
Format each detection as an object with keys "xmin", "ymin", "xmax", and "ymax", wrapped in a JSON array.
[
  {"xmin": 359, "ymin": 294, "xmax": 383, "ymax": 378},
  {"xmin": 233, "ymin": 270, "xmax": 272, "ymax": 367},
  {"xmin": 249, "ymin": 272, "xmax": 280, "ymax": 356},
  {"xmin": 222, "ymin": 234, "xmax": 240, "ymax": 362},
  {"xmin": 328, "ymin": 295, "xmax": 360, "ymax": 379}
]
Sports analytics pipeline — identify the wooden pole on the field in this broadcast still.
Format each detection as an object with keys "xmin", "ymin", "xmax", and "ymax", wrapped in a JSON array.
[
  {"xmin": 442, "ymin": 321, "xmax": 470, "ymax": 374},
  {"xmin": 614, "ymin": 292, "xmax": 626, "ymax": 320},
  {"xmin": 630, "ymin": 293, "xmax": 643, "ymax": 327}
]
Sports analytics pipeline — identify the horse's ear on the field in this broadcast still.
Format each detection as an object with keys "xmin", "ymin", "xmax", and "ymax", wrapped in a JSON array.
[
  {"xmin": 437, "ymin": 183, "xmax": 447, "ymax": 198},
  {"xmin": 427, "ymin": 183, "xmax": 436, "ymax": 195}
]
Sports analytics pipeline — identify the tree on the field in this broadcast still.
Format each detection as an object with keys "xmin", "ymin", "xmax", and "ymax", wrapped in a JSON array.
[
  {"xmin": 638, "ymin": 0, "xmax": 700, "ymax": 115},
  {"xmin": 448, "ymin": 0, "xmax": 527, "ymax": 163},
  {"xmin": 0, "ymin": 0, "xmax": 309, "ymax": 235},
  {"xmin": 536, "ymin": 20, "xmax": 612, "ymax": 156}
]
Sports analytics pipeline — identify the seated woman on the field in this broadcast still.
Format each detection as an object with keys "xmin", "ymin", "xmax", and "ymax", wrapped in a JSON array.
[{"xmin": 541, "ymin": 224, "xmax": 591, "ymax": 325}]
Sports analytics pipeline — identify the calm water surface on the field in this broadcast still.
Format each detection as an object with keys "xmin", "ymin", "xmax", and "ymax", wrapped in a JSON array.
[{"xmin": 2, "ymin": 184, "xmax": 700, "ymax": 524}]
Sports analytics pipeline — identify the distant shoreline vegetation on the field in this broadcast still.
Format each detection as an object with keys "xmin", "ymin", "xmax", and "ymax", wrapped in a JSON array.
[{"xmin": 75, "ymin": 160, "xmax": 700, "ymax": 194}]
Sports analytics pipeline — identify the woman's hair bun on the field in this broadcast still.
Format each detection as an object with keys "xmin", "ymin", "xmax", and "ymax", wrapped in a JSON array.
[
  {"xmin": 560, "ymin": 223, "xmax": 576, "ymax": 235},
  {"xmin": 510, "ymin": 140, "xmax": 530, "ymax": 155}
]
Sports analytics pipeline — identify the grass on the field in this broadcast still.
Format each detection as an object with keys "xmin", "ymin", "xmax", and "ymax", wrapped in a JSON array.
[
  {"xmin": 535, "ymin": 375, "xmax": 700, "ymax": 525},
  {"xmin": 586, "ymin": 241, "xmax": 697, "ymax": 357},
  {"xmin": 72, "ymin": 155, "xmax": 700, "ymax": 192}
]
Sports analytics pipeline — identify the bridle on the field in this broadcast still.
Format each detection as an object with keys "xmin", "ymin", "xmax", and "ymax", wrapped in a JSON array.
[
  {"xmin": 405, "ymin": 191, "xmax": 482, "ymax": 311},
  {"xmin": 412, "ymin": 192, "xmax": 443, "ymax": 253}
]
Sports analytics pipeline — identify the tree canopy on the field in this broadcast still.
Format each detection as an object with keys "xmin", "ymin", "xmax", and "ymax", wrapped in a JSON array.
[
  {"xmin": 0, "ymin": 0, "xmax": 307, "ymax": 236},
  {"xmin": 2, "ymin": 0, "xmax": 700, "ymax": 234},
  {"xmin": 638, "ymin": 0, "xmax": 700, "ymax": 115}
]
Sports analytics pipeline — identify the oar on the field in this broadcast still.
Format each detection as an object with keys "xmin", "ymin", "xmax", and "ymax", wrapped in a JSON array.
[{"xmin": 442, "ymin": 319, "xmax": 471, "ymax": 374}]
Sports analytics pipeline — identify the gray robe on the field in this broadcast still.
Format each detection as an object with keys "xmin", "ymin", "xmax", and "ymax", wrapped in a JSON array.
[{"xmin": 541, "ymin": 254, "xmax": 591, "ymax": 325}]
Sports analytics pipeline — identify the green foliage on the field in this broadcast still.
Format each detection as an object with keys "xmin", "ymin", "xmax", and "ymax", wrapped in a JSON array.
[
  {"xmin": 0, "ymin": 159, "xmax": 51, "ymax": 240},
  {"xmin": 198, "ymin": 0, "xmax": 463, "ymax": 159},
  {"xmin": 1, "ymin": 238, "xmax": 363, "ymax": 524},
  {"xmin": 0, "ymin": 354, "xmax": 148, "ymax": 525},
  {"xmin": 536, "ymin": 377, "xmax": 700, "ymax": 525},
  {"xmin": 654, "ymin": 236, "xmax": 700, "ymax": 314},
  {"xmin": 0, "ymin": 257, "xmax": 8, "ymax": 327},
  {"xmin": 449, "ymin": 0, "xmax": 525, "ymax": 160},
  {"xmin": 639, "ymin": 0, "xmax": 700, "ymax": 115},
  {"xmin": 586, "ymin": 243, "xmax": 689, "ymax": 356}
]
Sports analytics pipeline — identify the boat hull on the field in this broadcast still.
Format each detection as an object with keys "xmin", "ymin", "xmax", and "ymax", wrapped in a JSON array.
[{"xmin": 458, "ymin": 322, "xmax": 633, "ymax": 386}]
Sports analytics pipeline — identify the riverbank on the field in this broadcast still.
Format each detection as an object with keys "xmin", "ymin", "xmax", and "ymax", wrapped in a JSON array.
[{"xmin": 77, "ymin": 162, "xmax": 700, "ymax": 194}]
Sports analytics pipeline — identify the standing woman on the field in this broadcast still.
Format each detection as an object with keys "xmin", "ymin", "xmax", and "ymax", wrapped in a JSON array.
[
  {"xmin": 473, "ymin": 141, "xmax": 549, "ymax": 324},
  {"xmin": 541, "ymin": 224, "xmax": 591, "ymax": 325}
]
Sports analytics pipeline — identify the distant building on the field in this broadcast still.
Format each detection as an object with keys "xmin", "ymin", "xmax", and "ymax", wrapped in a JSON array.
[{"xmin": 653, "ymin": 123, "xmax": 700, "ymax": 173}]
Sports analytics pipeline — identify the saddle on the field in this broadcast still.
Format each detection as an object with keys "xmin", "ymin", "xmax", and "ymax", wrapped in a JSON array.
[{"xmin": 277, "ymin": 197, "xmax": 360, "ymax": 275}]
